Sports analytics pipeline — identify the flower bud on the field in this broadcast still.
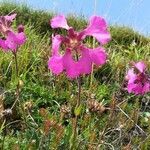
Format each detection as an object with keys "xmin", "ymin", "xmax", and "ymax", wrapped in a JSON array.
[{"xmin": 18, "ymin": 24, "xmax": 24, "ymax": 33}]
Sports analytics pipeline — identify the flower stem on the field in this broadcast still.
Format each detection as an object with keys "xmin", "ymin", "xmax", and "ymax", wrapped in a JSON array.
[
  {"xmin": 11, "ymin": 52, "xmax": 20, "ymax": 109},
  {"xmin": 90, "ymin": 64, "xmax": 94, "ymax": 88},
  {"xmin": 77, "ymin": 77, "xmax": 81, "ymax": 107},
  {"xmin": 90, "ymin": 38, "xmax": 96, "ymax": 89},
  {"xmin": 70, "ymin": 77, "xmax": 81, "ymax": 149},
  {"xmin": 11, "ymin": 52, "xmax": 27, "ymax": 125},
  {"xmin": 14, "ymin": 52, "xmax": 19, "ymax": 78}
]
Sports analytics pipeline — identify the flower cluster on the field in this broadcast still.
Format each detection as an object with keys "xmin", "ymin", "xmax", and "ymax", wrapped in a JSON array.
[
  {"xmin": 0, "ymin": 14, "xmax": 26, "ymax": 53},
  {"xmin": 48, "ymin": 15, "xmax": 111, "ymax": 78},
  {"xmin": 1, "ymin": 13, "xmax": 149, "ymax": 96},
  {"xmin": 126, "ymin": 61, "xmax": 150, "ymax": 95},
  {"xmin": 48, "ymin": 15, "xmax": 150, "ymax": 95}
]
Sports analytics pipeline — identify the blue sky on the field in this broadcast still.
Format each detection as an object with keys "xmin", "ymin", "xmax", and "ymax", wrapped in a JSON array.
[{"xmin": 1, "ymin": 0, "xmax": 150, "ymax": 36}]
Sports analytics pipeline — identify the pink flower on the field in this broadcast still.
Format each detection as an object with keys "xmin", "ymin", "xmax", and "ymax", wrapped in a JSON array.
[
  {"xmin": 48, "ymin": 15, "xmax": 111, "ymax": 78},
  {"xmin": 0, "ymin": 14, "xmax": 26, "ymax": 53},
  {"xmin": 0, "ymin": 31, "xmax": 26, "ymax": 53},
  {"xmin": 0, "ymin": 13, "xmax": 17, "ymax": 35},
  {"xmin": 125, "ymin": 61, "xmax": 150, "ymax": 95}
]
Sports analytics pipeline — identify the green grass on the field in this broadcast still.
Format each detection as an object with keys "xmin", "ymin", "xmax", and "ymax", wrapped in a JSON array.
[{"xmin": 0, "ymin": 2, "xmax": 150, "ymax": 150}]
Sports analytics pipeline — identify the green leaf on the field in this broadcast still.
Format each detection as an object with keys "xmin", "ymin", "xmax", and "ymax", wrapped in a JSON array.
[{"xmin": 74, "ymin": 105, "xmax": 82, "ymax": 116}]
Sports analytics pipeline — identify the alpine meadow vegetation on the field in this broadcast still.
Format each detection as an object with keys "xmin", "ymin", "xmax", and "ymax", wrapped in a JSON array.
[{"xmin": 0, "ymin": 2, "xmax": 150, "ymax": 150}]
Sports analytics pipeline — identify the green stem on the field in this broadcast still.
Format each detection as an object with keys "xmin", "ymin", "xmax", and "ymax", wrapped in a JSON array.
[
  {"xmin": 77, "ymin": 77, "xmax": 81, "ymax": 107},
  {"xmin": 90, "ymin": 38, "xmax": 96, "ymax": 89},
  {"xmin": 14, "ymin": 52, "xmax": 19, "ymax": 78},
  {"xmin": 70, "ymin": 77, "xmax": 81, "ymax": 150},
  {"xmin": 90, "ymin": 64, "xmax": 94, "ymax": 88},
  {"xmin": 11, "ymin": 52, "xmax": 20, "ymax": 109},
  {"xmin": 11, "ymin": 52, "xmax": 27, "ymax": 126}
]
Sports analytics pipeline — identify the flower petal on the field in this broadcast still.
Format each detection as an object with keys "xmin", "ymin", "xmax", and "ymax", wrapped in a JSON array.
[
  {"xmin": 48, "ymin": 35, "xmax": 64, "ymax": 75},
  {"xmin": 143, "ymin": 82, "xmax": 150, "ymax": 94},
  {"xmin": 63, "ymin": 49, "xmax": 79, "ymax": 78},
  {"xmin": 88, "ymin": 47, "xmax": 107, "ymax": 65},
  {"xmin": 5, "ymin": 31, "xmax": 26, "ymax": 50},
  {"xmin": 15, "ymin": 32, "xmax": 26, "ymax": 45},
  {"xmin": 48, "ymin": 56, "xmax": 64, "ymax": 74},
  {"xmin": 51, "ymin": 35, "xmax": 63, "ymax": 56},
  {"xmin": 51, "ymin": 15, "xmax": 69, "ymax": 30},
  {"xmin": 4, "ymin": 13, "xmax": 17, "ymax": 22},
  {"xmin": 5, "ymin": 32, "xmax": 17, "ymax": 50},
  {"xmin": 125, "ymin": 68, "xmax": 137, "ymax": 84},
  {"xmin": 133, "ymin": 83, "xmax": 143, "ymax": 95},
  {"xmin": 134, "ymin": 61, "xmax": 146, "ymax": 73},
  {"xmin": 0, "ymin": 38, "xmax": 8, "ymax": 51},
  {"xmin": 127, "ymin": 83, "xmax": 137, "ymax": 93},
  {"xmin": 78, "ymin": 47, "xmax": 92, "ymax": 74},
  {"xmin": 80, "ymin": 16, "xmax": 111, "ymax": 44},
  {"xmin": 127, "ymin": 83, "xmax": 143, "ymax": 95}
]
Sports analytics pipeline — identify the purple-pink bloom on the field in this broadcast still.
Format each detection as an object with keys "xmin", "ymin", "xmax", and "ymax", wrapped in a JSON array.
[
  {"xmin": 0, "ymin": 13, "xmax": 17, "ymax": 35},
  {"xmin": 0, "ymin": 14, "xmax": 26, "ymax": 53},
  {"xmin": 48, "ymin": 15, "xmax": 111, "ymax": 78},
  {"xmin": 0, "ymin": 30, "xmax": 26, "ymax": 53},
  {"xmin": 125, "ymin": 61, "xmax": 150, "ymax": 95}
]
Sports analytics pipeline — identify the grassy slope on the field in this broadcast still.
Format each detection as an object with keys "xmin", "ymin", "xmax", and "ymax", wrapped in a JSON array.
[{"xmin": 0, "ymin": 2, "xmax": 150, "ymax": 149}]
